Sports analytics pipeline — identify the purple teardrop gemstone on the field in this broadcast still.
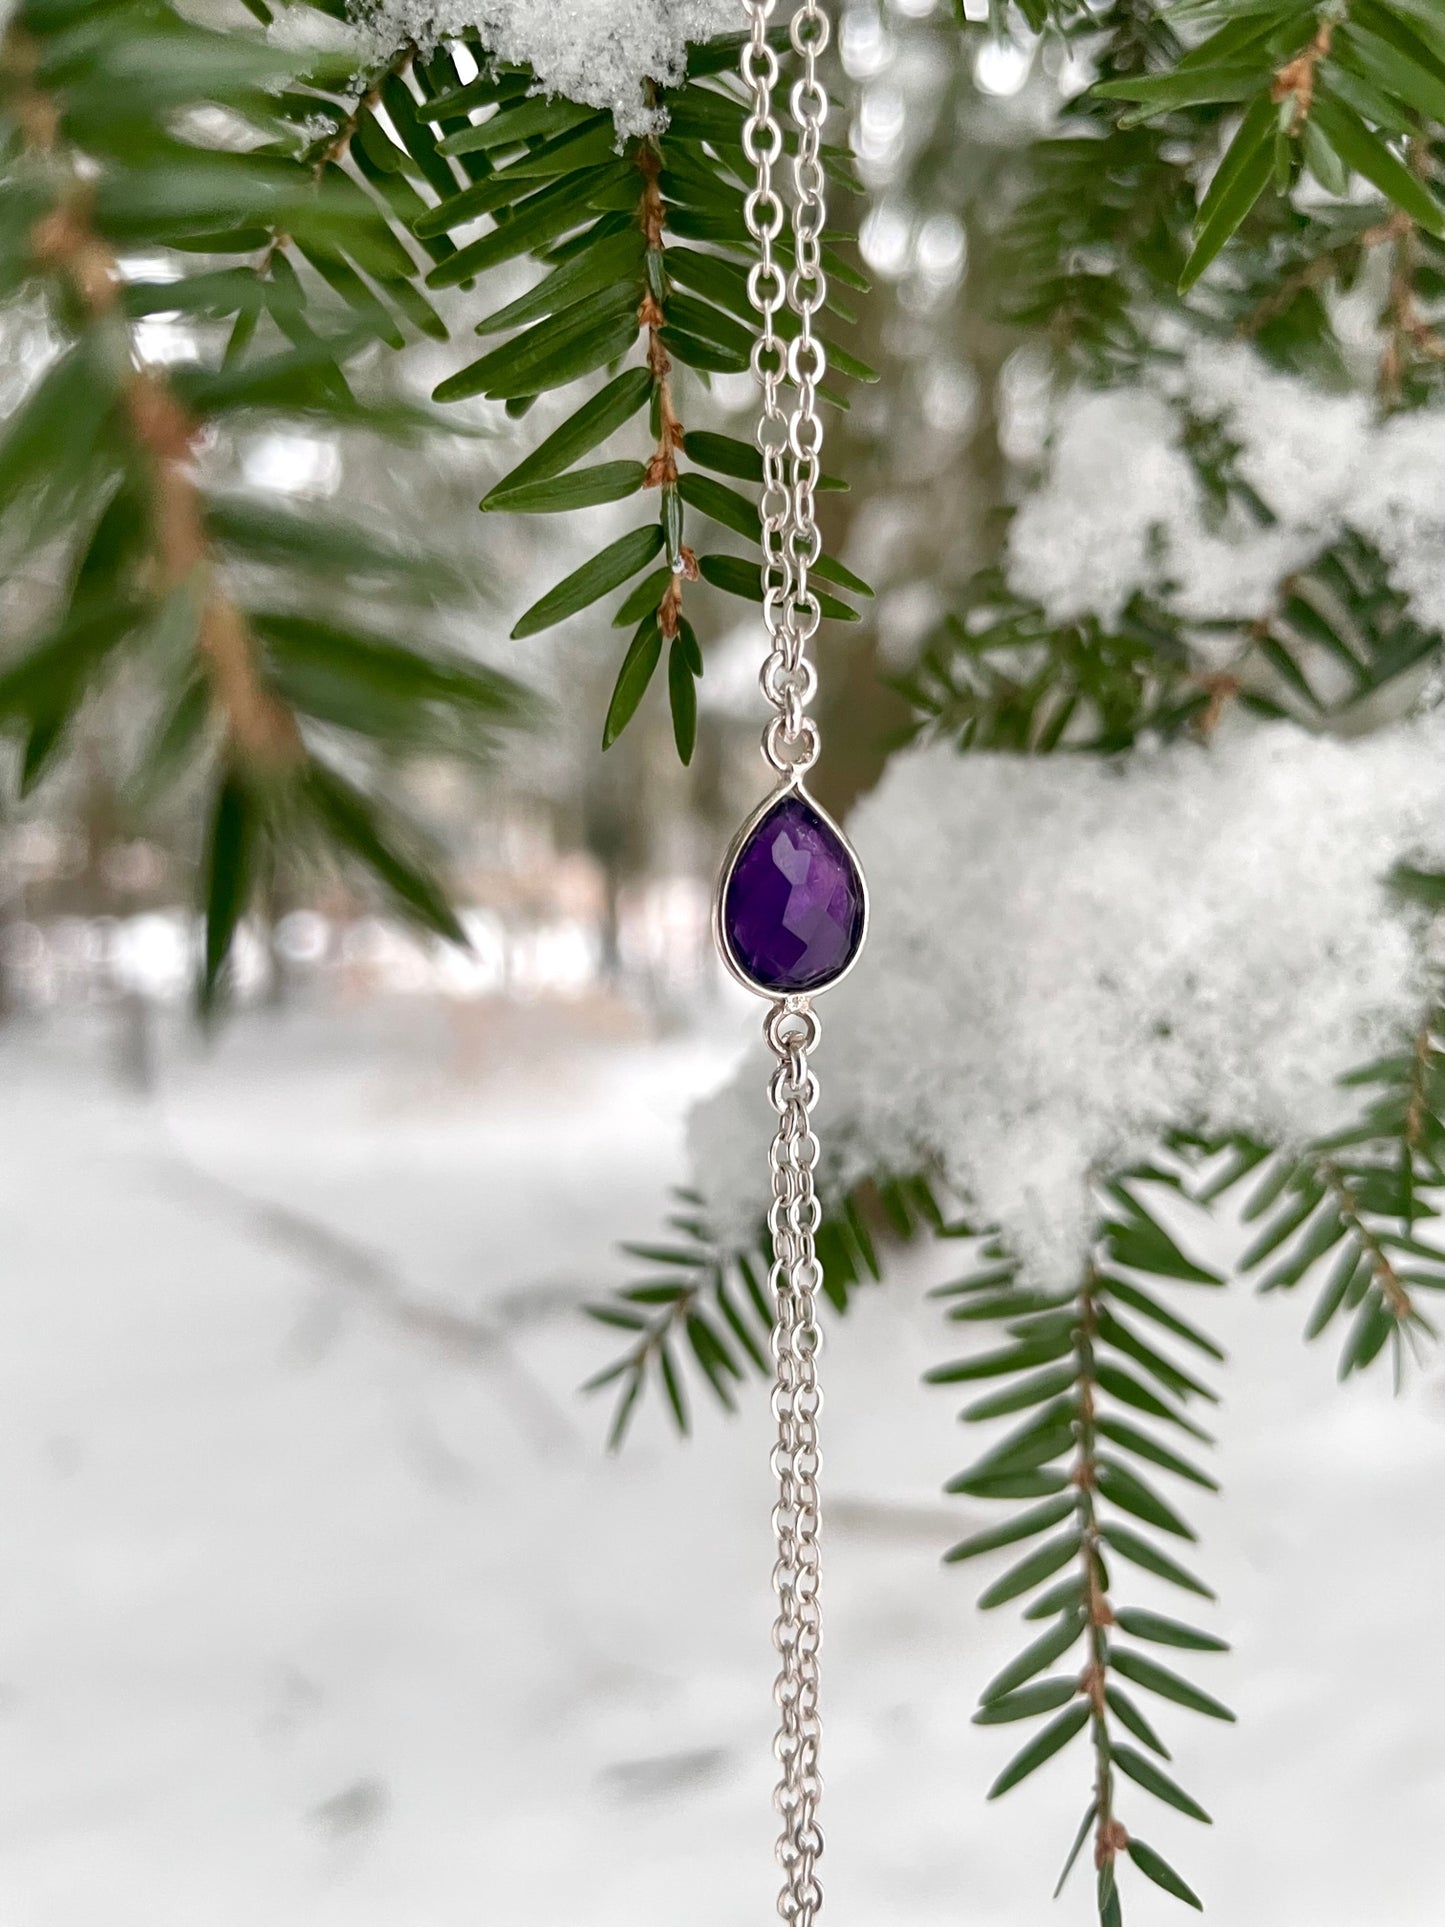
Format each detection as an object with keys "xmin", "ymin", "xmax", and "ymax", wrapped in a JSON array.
[{"xmin": 721, "ymin": 791, "xmax": 866, "ymax": 995}]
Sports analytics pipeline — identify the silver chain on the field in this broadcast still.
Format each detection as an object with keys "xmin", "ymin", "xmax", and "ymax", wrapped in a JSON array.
[
  {"xmin": 741, "ymin": 0, "xmax": 830, "ymax": 781},
  {"xmin": 741, "ymin": 9, "xmax": 834, "ymax": 1919},
  {"xmin": 764, "ymin": 998, "xmax": 825, "ymax": 1926}
]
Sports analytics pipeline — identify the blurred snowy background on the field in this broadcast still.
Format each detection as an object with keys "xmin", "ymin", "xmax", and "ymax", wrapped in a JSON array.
[
  {"xmin": 4, "ymin": 981, "xmax": 1445, "ymax": 1927},
  {"xmin": 4, "ymin": 0, "xmax": 1445, "ymax": 1921}
]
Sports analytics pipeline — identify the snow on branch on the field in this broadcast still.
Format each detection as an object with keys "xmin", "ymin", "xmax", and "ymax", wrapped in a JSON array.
[
  {"xmin": 691, "ymin": 714, "xmax": 1445, "ymax": 1282},
  {"xmin": 1008, "ymin": 341, "xmax": 1445, "ymax": 640},
  {"xmin": 356, "ymin": 1, "xmax": 737, "ymax": 131}
]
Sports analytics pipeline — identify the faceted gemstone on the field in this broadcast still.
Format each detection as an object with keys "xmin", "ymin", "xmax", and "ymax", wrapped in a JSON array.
[{"xmin": 721, "ymin": 791, "xmax": 865, "ymax": 994}]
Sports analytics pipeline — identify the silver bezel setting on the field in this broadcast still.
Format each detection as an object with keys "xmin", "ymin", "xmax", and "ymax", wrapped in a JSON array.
[{"xmin": 712, "ymin": 769, "xmax": 870, "ymax": 1001}]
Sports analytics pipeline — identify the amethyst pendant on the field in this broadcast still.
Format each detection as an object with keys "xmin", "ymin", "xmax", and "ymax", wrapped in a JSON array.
[{"xmin": 716, "ymin": 785, "xmax": 867, "ymax": 997}]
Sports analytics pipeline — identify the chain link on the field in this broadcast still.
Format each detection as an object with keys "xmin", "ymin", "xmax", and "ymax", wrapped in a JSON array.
[
  {"xmin": 741, "ymin": 0, "xmax": 829, "ymax": 779},
  {"xmin": 764, "ymin": 998, "xmax": 825, "ymax": 1926},
  {"xmin": 741, "ymin": 11, "xmax": 835, "ymax": 1917}
]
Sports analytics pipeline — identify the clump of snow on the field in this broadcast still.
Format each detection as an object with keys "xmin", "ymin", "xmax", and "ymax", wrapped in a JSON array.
[
  {"xmin": 691, "ymin": 713, "xmax": 1445, "ymax": 1282},
  {"xmin": 1006, "ymin": 340, "xmax": 1445, "ymax": 637},
  {"xmin": 357, "ymin": 1, "xmax": 738, "ymax": 132},
  {"xmin": 270, "ymin": 5, "xmax": 370, "ymax": 56},
  {"xmin": 1353, "ymin": 407, "xmax": 1445, "ymax": 638}
]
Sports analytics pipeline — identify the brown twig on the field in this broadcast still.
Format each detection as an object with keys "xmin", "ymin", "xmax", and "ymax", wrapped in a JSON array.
[
  {"xmin": 1271, "ymin": 19, "xmax": 1333, "ymax": 130},
  {"xmin": 4, "ymin": 24, "xmax": 303, "ymax": 772},
  {"xmin": 1193, "ymin": 563, "xmax": 1332, "ymax": 740},
  {"xmin": 635, "ymin": 144, "xmax": 696, "ymax": 641},
  {"xmin": 1237, "ymin": 208, "xmax": 1407, "ymax": 341},
  {"xmin": 1071, "ymin": 1271, "xmax": 1126, "ymax": 1883},
  {"xmin": 1404, "ymin": 1013, "xmax": 1435, "ymax": 1162},
  {"xmin": 1321, "ymin": 1160, "xmax": 1415, "ymax": 1323},
  {"xmin": 1239, "ymin": 131, "xmax": 1445, "ymax": 398},
  {"xmin": 637, "ymin": 153, "xmax": 683, "ymax": 484},
  {"xmin": 1194, "ymin": 670, "xmax": 1243, "ymax": 740},
  {"xmin": 257, "ymin": 44, "xmax": 418, "ymax": 279},
  {"xmin": 1378, "ymin": 143, "xmax": 1445, "ymax": 405}
]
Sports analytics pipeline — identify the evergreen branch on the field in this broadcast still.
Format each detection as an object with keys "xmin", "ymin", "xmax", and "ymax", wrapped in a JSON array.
[
  {"xmin": 1234, "ymin": 139, "xmax": 1445, "ymax": 402},
  {"xmin": 1095, "ymin": 1, "xmax": 1445, "ymax": 294},
  {"xmin": 896, "ymin": 570, "xmax": 1203, "ymax": 753},
  {"xmin": 1322, "ymin": 1158, "xmax": 1417, "ymax": 1311},
  {"xmin": 251, "ymin": 41, "xmax": 419, "ymax": 286},
  {"xmin": 984, "ymin": 1, "xmax": 1202, "ymax": 381},
  {"xmin": 1210, "ymin": 990, "xmax": 1445, "ymax": 1379},
  {"xmin": 904, "ymin": 512, "xmax": 1445, "ymax": 754},
  {"xmin": 935, "ymin": 1187, "xmax": 1228, "ymax": 1922},
  {"xmin": 586, "ymin": 1177, "xmax": 941, "ymax": 1445},
  {"xmin": 635, "ymin": 140, "xmax": 698, "ymax": 655},
  {"xmin": 988, "ymin": 0, "xmax": 1445, "ymax": 376},
  {"xmin": 1240, "ymin": 1146, "xmax": 1437, "ymax": 1381},
  {"xmin": 1207, "ymin": 530, "xmax": 1445, "ymax": 730},
  {"xmin": 0, "ymin": 1, "xmax": 530, "ymax": 1005},
  {"xmin": 1236, "ymin": 211, "xmax": 1399, "ymax": 340},
  {"xmin": 584, "ymin": 1199, "xmax": 780, "ymax": 1448},
  {"xmin": 417, "ymin": 41, "xmax": 872, "ymax": 760},
  {"xmin": 5, "ymin": 21, "xmax": 300, "ymax": 773},
  {"xmin": 1073, "ymin": 1269, "xmax": 1129, "ymax": 1917},
  {"xmin": 1376, "ymin": 141, "xmax": 1445, "ymax": 404}
]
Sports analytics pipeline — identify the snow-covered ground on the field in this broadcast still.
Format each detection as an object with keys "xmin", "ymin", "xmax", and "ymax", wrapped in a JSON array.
[{"xmin": 0, "ymin": 998, "xmax": 1443, "ymax": 1925}]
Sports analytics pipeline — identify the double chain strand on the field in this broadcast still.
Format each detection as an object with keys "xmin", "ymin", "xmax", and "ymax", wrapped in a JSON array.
[
  {"xmin": 740, "ymin": 6, "xmax": 833, "ymax": 1921},
  {"xmin": 764, "ymin": 997, "xmax": 826, "ymax": 1926},
  {"xmin": 743, "ymin": 0, "xmax": 829, "ymax": 779}
]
